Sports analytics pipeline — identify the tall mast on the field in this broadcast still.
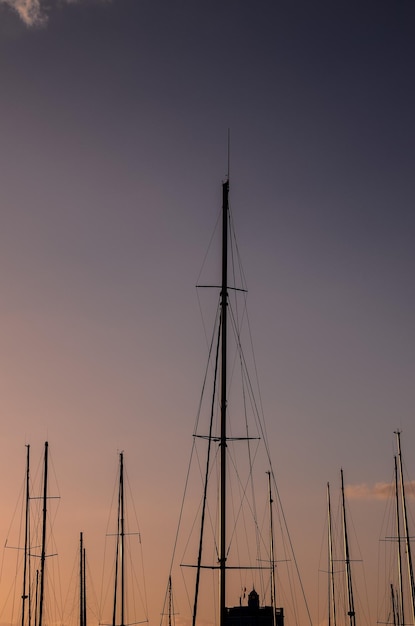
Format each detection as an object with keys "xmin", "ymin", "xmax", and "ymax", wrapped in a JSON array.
[
  {"xmin": 268, "ymin": 472, "xmax": 277, "ymax": 626},
  {"xmin": 341, "ymin": 469, "xmax": 356, "ymax": 626},
  {"xmin": 83, "ymin": 538, "xmax": 87, "ymax": 626},
  {"xmin": 80, "ymin": 532, "xmax": 87, "ymax": 626},
  {"xmin": 113, "ymin": 453, "xmax": 125, "ymax": 626},
  {"xmin": 327, "ymin": 483, "xmax": 337, "ymax": 626},
  {"xmin": 80, "ymin": 533, "xmax": 83, "ymax": 626},
  {"xmin": 38, "ymin": 442, "xmax": 48, "ymax": 626},
  {"xmin": 21, "ymin": 445, "xmax": 30, "ymax": 626},
  {"xmin": 395, "ymin": 430, "xmax": 415, "ymax": 626},
  {"xmin": 220, "ymin": 177, "xmax": 229, "ymax": 626},
  {"xmin": 394, "ymin": 455, "xmax": 404, "ymax": 626},
  {"xmin": 120, "ymin": 453, "xmax": 125, "ymax": 626}
]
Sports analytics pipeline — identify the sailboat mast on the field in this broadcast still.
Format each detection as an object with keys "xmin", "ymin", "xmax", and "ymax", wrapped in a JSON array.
[
  {"xmin": 394, "ymin": 455, "xmax": 404, "ymax": 626},
  {"xmin": 220, "ymin": 178, "xmax": 229, "ymax": 626},
  {"xmin": 395, "ymin": 430, "xmax": 415, "ymax": 626},
  {"xmin": 83, "ymin": 540, "xmax": 87, "ymax": 626},
  {"xmin": 38, "ymin": 441, "xmax": 48, "ymax": 626},
  {"xmin": 327, "ymin": 483, "xmax": 337, "ymax": 626},
  {"xmin": 21, "ymin": 445, "xmax": 30, "ymax": 626},
  {"xmin": 80, "ymin": 532, "xmax": 87, "ymax": 626},
  {"xmin": 112, "ymin": 453, "xmax": 126, "ymax": 626},
  {"xmin": 267, "ymin": 472, "xmax": 277, "ymax": 626},
  {"xmin": 120, "ymin": 453, "xmax": 125, "ymax": 626},
  {"xmin": 80, "ymin": 533, "xmax": 84, "ymax": 626},
  {"xmin": 341, "ymin": 469, "xmax": 356, "ymax": 626}
]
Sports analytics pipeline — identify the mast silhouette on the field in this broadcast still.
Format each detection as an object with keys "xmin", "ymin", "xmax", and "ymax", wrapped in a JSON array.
[
  {"xmin": 341, "ymin": 469, "xmax": 356, "ymax": 626},
  {"xmin": 38, "ymin": 442, "xmax": 48, "ymax": 626},
  {"xmin": 184, "ymin": 170, "xmax": 287, "ymax": 626},
  {"xmin": 21, "ymin": 445, "xmax": 31, "ymax": 626},
  {"xmin": 327, "ymin": 482, "xmax": 337, "ymax": 626},
  {"xmin": 219, "ymin": 177, "xmax": 229, "ymax": 626},
  {"xmin": 112, "ymin": 452, "xmax": 125, "ymax": 626},
  {"xmin": 80, "ymin": 532, "xmax": 87, "ymax": 626},
  {"xmin": 268, "ymin": 472, "xmax": 277, "ymax": 626},
  {"xmin": 394, "ymin": 455, "xmax": 404, "ymax": 626},
  {"xmin": 395, "ymin": 430, "xmax": 415, "ymax": 626}
]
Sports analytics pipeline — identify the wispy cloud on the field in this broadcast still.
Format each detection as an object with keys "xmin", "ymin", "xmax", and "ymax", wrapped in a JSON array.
[
  {"xmin": 345, "ymin": 481, "xmax": 415, "ymax": 501},
  {"xmin": 0, "ymin": 0, "xmax": 46, "ymax": 26},
  {"xmin": 0, "ymin": 0, "xmax": 108, "ymax": 27}
]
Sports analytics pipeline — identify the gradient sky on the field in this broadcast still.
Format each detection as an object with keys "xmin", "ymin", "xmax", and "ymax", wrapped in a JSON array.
[{"xmin": 0, "ymin": 2, "xmax": 415, "ymax": 626}]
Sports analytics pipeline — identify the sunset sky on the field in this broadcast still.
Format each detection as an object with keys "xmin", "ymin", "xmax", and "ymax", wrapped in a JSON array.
[{"xmin": 0, "ymin": 2, "xmax": 414, "ymax": 626}]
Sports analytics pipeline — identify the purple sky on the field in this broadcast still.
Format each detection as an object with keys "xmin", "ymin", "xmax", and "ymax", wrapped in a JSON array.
[{"xmin": 0, "ymin": 2, "xmax": 414, "ymax": 626}]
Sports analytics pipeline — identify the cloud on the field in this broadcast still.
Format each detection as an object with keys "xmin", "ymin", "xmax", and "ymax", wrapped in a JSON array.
[
  {"xmin": 345, "ymin": 481, "xmax": 415, "ymax": 501},
  {"xmin": 0, "ymin": 0, "xmax": 109, "ymax": 27},
  {"xmin": 0, "ymin": 0, "xmax": 46, "ymax": 26}
]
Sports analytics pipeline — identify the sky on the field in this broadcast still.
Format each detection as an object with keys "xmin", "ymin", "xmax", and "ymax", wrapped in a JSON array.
[{"xmin": 0, "ymin": 2, "xmax": 415, "ymax": 626}]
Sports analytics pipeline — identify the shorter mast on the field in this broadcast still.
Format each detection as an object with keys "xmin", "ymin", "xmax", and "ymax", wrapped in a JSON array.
[
  {"xmin": 83, "ymin": 540, "xmax": 87, "ymax": 626},
  {"xmin": 395, "ymin": 430, "xmax": 415, "ymax": 626},
  {"xmin": 394, "ymin": 455, "xmax": 404, "ymax": 626},
  {"xmin": 120, "ymin": 453, "xmax": 125, "ymax": 626},
  {"xmin": 327, "ymin": 483, "xmax": 337, "ymax": 626},
  {"xmin": 21, "ymin": 445, "xmax": 31, "ymax": 626},
  {"xmin": 108, "ymin": 452, "xmax": 148, "ymax": 626},
  {"xmin": 80, "ymin": 532, "xmax": 87, "ymax": 626},
  {"xmin": 341, "ymin": 469, "xmax": 355, "ymax": 626},
  {"xmin": 38, "ymin": 441, "xmax": 48, "ymax": 626},
  {"xmin": 267, "ymin": 472, "xmax": 276, "ymax": 626},
  {"xmin": 113, "ymin": 452, "xmax": 125, "ymax": 626}
]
